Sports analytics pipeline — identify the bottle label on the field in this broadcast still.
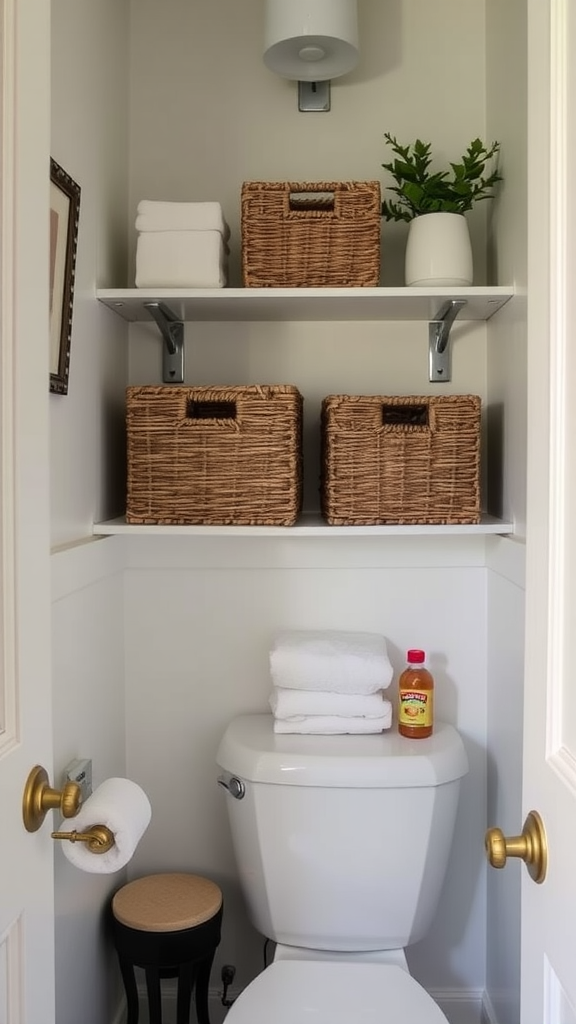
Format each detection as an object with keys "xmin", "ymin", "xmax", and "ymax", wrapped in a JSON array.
[{"xmin": 399, "ymin": 689, "xmax": 433, "ymax": 728}]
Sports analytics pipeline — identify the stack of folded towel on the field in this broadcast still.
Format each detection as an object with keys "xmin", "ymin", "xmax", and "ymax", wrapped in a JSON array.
[
  {"xmin": 135, "ymin": 200, "xmax": 230, "ymax": 288},
  {"xmin": 269, "ymin": 629, "xmax": 393, "ymax": 735}
]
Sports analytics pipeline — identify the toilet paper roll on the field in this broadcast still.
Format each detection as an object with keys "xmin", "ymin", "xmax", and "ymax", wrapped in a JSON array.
[{"xmin": 59, "ymin": 778, "xmax": 151, "ymax": 874}]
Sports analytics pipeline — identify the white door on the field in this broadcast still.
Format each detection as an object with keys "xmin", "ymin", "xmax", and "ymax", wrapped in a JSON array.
[
  {"xmin": 0, "ymin": 2, "xmax": 54, "ymax": 1023},
  {"xmin": 520, "ymin": 0, "xmax": 576, "ymax": 1020}
]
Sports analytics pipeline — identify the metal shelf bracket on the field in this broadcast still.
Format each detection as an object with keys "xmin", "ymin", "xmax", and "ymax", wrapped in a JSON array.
[
  {"xmin": 144, "ymin": 302, "xmax": 184, "ymax": 383},
  {"xmin": 428, "ymin": 299, "xmax": 467, "ymax": 383}
]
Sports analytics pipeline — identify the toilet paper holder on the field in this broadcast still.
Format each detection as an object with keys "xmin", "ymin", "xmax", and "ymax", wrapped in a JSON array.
[
  {"xmin": 22, "ymin": 764, "xmax": 115, "ymax": 854},
  {"xmin": 51, "ymin": 824, "xmax": 115, "ymax": 853}
]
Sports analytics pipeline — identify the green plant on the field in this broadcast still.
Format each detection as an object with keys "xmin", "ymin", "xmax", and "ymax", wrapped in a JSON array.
[{"xmin": 381, "ymin": 133, "xmax": 502, "ymax": 222}]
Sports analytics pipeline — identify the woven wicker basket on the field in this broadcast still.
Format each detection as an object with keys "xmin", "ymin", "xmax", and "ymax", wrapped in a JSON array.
[
  {"xmin": 241, "ymin": 180, "xmax": 381, "ymax": 288},
  {"xmin": 126, "ymin": 384, "xmax": 303, "ymax": 526},
  {"xmin": 321, "ymin": 394, "xmax": 481, "ymax": 525}
]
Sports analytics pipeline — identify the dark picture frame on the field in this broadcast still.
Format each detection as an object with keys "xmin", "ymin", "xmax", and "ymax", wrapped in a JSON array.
[{"xmin": 49, "ymin": 158, "xmax": 81, "ymax": 395}]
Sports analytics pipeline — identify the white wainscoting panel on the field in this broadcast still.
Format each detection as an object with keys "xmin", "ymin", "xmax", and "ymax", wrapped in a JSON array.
[
  {"xmin": 0, "ymin": 916, "xmax": 23, "ymax": 1024},
  {"xmin": 124, "ymin": 535, "xmax": 488, "ymax": 1001}
]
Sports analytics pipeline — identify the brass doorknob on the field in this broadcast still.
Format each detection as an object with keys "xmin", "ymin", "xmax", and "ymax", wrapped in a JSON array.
[
  {"xmin": 485, "ymin": 810, "xmax": 547, "ymax": 883},
  {"xmin": 22, "ymin": 765, "xmax": 82, "ymax": 832}
]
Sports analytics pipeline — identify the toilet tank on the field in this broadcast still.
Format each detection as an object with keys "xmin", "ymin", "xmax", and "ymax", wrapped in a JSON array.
[{"xmin": 217, "ymin": 714, "xmax": 468, "ymax": 952}]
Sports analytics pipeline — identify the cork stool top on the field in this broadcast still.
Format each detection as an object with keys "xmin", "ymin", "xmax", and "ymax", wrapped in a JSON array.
[{"xmin": 112, "ymin": 872, "xmax": 223, "ymax": 933}]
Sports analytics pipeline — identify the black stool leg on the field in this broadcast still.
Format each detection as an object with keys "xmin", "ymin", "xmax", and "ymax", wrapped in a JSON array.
[
  {"xmin": 118, "ymin": 956, "xmax": 140, "ymax": 1024},
  {"xmin": 145, "ymin": 964, "xmax": 163, "ymax": 1024},
  {"xmin": 194, "ymin": 950, "xmax": 216, "ymax": 1024},
  {"xmin": 176, "ymin": 961, "xmax": 197, "ymax": 1024}
]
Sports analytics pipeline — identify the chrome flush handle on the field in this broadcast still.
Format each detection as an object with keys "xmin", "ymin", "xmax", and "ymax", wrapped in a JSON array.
[{"xmin": 217, "ymin": 774, "xmax": 245, "ymax": 800}]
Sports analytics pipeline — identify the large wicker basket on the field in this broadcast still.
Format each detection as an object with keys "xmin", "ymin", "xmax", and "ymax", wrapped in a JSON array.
[
  {"xmin": 126, "ymin": 384, "xmax": 303, "ymax": 526},
  {"xmin": 321, "ymin": 394, "xmax": 481, "ymax": 525},
  {"xmin": 241, "ymin": 180, "xmax": 381, "ymax": 288}
]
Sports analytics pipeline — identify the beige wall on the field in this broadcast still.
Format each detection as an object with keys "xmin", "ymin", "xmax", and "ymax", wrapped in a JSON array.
[
  {"xmin": 129, "ymin": 317, "xmax": 489, "ymax": 514},
  {"xmin": 51, "ymin": 539, "xmax": 127, "ymax": 1024},
  {"xmin": 486, "ymin": 0, "xmax": 528, "ymax": 537},
  {"xmin": 47, "ymin": 2, "xmax": 529, "ymax": 1022},
  {"xmin": 126, "ymin": 0, "xmax": 493, "ymax": 514},
  {"xmin": 124, "ymin": 536, "xmax": 490, "ymax": 1002},
  {"xmin": 50, "ymin": 2, "xmax": 130, "ymax": 1022},
  {"xmin": 50, "ymin": 0, "xmax": 130, "ymax": 551},
  {"xmin": 485, "ymin": 2, "xmax": 528, "ymax": 1023},
  {"xmin": 123, "ymin": 3, "xmax": 500, "ymax": 1012},
  {"xmin": 127, "ymin": 0, "xmax": 487, "ymax": 289}
]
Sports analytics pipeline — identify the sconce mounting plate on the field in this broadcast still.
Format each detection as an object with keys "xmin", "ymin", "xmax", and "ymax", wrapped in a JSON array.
[{"xmin": 298, "ymin": 81, "xmax": 330, "ymax": 112}]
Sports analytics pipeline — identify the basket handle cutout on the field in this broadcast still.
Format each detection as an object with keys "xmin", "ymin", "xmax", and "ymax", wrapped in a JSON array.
[
  {"xmin": 382, "ymin": 403, "xmax": 429, "ymax": 427},
  {"xmin": 187, "ymin": 399, "xmax": 237, "ymax": 420},
  {"xmin": 289, "ymin": 191, "xmax": 335, "ymax": 213}
]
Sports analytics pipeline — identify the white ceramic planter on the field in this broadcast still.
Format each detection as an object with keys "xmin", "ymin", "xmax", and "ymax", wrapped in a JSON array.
[{"xmin": 404, "ymin": 212, "xmax": 473, "ymax": 287}]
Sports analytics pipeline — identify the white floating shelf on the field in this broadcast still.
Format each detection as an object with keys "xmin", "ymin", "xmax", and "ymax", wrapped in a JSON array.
[
  {"xmin": 93, "ymin": 513, "xmax": 514, "ymax": 538},
  {"xmin": 96, "ymin": 286, "xmax": 514, "ymax": 324}
]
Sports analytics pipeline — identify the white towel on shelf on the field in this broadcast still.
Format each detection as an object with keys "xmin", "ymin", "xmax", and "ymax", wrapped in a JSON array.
[
  {"xmin": 269, "ymin": 630, "xmax": 393, "ymax": 695},
  {"xmin": 135, "ymin": 230, "xmax": 228, "ymax": 289},
  {"xmin": 269, "ymin": 686, "xmax": 387, "ymax": 720},
  {"xmin": 136, "ymin": 200, "xmax": 230, "ymax": 239},
  {"xmin": 273, "ymin": 704, "xmax": 393, "ymax": 735}
]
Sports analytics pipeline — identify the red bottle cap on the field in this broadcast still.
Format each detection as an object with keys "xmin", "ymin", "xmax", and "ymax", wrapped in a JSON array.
[{"xmin": 407, "ymin": 649, "xmax": 425, "ymax": 663}]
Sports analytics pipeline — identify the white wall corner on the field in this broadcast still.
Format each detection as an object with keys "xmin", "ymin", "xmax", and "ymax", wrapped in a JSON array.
[
  {"xmin": 485, "ymin": 534, "xmax": 526, "ymax": 589},
  {"xmin": 111, "ymin": 999, "xmax": 127, "ymax": 1024},
  {"xmin": 481, "ymin": 988, "xmax": 501, "ymax": 1024},
  {"xmin": 431, "ymin": 987, "xmax": 485, "ymax": 1024}
]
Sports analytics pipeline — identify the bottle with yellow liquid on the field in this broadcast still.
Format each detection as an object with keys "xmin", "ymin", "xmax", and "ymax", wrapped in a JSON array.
[{"xmin": 398, "ymin": 649, "xmax": 434, "ymax": 739}]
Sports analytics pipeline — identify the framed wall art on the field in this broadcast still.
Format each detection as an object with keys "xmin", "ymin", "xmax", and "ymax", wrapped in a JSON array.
[{"xmin": 49, "ymin": 157, "xmax": 81, "ymax": 395}]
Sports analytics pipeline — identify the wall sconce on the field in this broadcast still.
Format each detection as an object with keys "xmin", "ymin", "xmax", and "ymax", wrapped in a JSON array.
[{"xmin": 263, "ymin": 0, "xmax": 359, "ymax": 112}]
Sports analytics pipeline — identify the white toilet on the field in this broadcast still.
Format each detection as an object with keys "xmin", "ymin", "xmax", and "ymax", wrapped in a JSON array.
[{"xmin": 216, "ymin": 713, "xmax": 469, "ymax": 1023}]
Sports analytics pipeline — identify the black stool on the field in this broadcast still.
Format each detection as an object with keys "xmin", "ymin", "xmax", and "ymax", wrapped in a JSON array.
[{"xmin": 111, "ymin": 872, "xmax": 223, "ymax": 1024}]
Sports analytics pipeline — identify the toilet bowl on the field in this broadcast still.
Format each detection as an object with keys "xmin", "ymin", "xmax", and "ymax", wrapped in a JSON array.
[
  {"xmin": 224, "ymin": 960, "xmax": 450, "ymax": 1023},
  {"xmin": 217, "ymin": 714, "xmax": 468, "ymax": 1023}
]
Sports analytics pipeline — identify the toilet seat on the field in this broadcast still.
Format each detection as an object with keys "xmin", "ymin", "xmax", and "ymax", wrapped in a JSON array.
[{"xmin": 224, "ymin": 960, "xmax": 450, "ymax": 1024}]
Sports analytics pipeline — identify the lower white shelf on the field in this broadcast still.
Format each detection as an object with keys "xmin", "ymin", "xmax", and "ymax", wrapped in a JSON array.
[{"xmin": 93, "ymin": 513, "xmax": 514, "ymax": 537}]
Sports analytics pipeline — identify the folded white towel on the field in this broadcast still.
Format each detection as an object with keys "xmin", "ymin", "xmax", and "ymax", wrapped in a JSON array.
[
  {"xmin": 136, "ymin": 200, "xmax": 230, "ymax": 239},
  {"xmin": 135, "ymin": 230, "xmax": 228, "ymax": 289},
  {"xmin": 273, "ymin": 705, "xmax": 393, "ymax": 735},
  {"xmin": 269, "ymin": 630, "xmax": 393, "ymax": 695},
  {"xmin": 270, "ymin": 687, "xmax": 387, "ymax": 720}
]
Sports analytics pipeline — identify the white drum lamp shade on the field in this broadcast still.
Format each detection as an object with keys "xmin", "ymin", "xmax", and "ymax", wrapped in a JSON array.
[{"xmin": 264, "ymin": 0, "xmax": 359, "ymax": 81}]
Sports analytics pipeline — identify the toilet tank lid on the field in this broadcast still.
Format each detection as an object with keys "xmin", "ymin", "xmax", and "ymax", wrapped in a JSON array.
[{"xmin": 216, "ymin": 714, "xmax": 469, "ymax": 788}]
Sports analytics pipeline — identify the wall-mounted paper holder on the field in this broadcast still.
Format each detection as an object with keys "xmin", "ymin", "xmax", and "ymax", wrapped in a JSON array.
[
  {"xmin": 51, "ymin": 825, "xmax": 115, "ymax": 854},
  {"xmin": 144, "ymin": 301, "xmax": 184, "ymax": 383},
  {"xmin": 428, "ymin": 299, "xmax": 467, "ymax": 383}
]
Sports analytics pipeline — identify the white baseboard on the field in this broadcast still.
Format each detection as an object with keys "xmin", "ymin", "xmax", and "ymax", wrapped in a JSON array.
[
  {"xmin": 431, "ymin": 988, "xmax": 484, "ymax": 1024},
  {"xmin": 120, "ymin": 983, "xmax": 491, "ymax": 1024},
  {"xmin": 430, "ymin": 988, "xmax": 503, "ymax": 1024},
  {"xmin": 480, "ymin": 990, "xmax": 501, "ymax": 1024}
]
